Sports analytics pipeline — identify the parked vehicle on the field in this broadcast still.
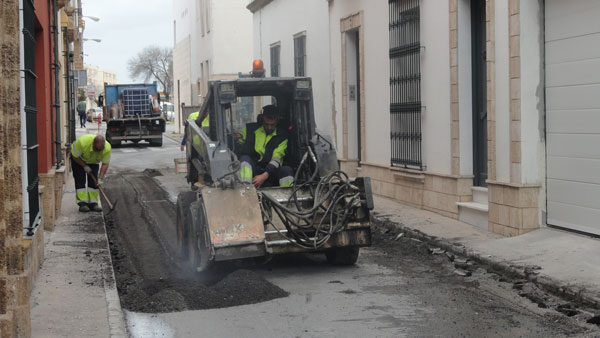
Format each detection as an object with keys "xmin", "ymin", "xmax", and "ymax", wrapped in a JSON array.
[
  {"xmin": 103, "ymin": 81, "xmax": 166, "ymax": 147},
  {"xmin": 161, "ymin": 102, "xmax": 175, "ymax": 121},
  {"xmin": 86, "ymin": 107, "xmax": 103, "ymax": 122}
]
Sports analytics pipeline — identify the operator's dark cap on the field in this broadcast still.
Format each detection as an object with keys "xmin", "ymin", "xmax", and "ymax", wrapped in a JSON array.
[{"xmin": 262, "ymin": 105, "xmax": 279, "ymax": 118}]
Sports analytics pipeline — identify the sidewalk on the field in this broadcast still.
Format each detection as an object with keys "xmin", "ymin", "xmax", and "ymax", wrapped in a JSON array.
[
  {"xmin": 30, "ymin": 126, "xmax": 127, "ymax": 338},
  {"xmin": 373, "ymin": 195, "xmax": 600, "ymax": 309}
]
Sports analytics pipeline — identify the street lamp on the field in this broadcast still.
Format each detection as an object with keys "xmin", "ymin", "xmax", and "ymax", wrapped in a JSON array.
[
  {"xmin": 82, "ymin": 15, "xmax": 100, "ymax": 22},
  {"xmin": 83, "ymin": 38, "xmax": 102, "ymax": 43}
]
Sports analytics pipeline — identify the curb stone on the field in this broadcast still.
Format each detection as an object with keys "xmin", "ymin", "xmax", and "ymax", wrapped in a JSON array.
[
  {"xmin": 371, "ymin": 214, "xmax": 600, "ymax": 311},
  {"xmin": 101, "ymin": 204, "xmax": 129, "ymax": 337}
]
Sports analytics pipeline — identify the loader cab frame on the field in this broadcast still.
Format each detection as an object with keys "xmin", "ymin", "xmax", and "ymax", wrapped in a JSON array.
[{"xmin": 203, "ymin": 78, "xmax": 316, "ymax": 170}]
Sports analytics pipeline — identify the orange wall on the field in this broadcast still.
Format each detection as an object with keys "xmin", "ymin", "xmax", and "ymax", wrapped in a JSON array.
[{"xmin": 34, "ymin": 0, "xmax": 56, "ymax": 173}]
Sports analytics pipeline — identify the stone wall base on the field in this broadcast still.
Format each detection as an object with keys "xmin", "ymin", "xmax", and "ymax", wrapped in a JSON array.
[
  {"xmin": 487, "ymin": 181, "xmax": 540, "ymax": 236},
  {"xmin": 38, "ymin": 166, "xmax": 66, "ymax": 232},
  {"xmin": 354, "ymin": 162, "xmax": 473, "ymax": 220},
  {"xmin": 39, "ymin": 170, "xmax": 56, "ymax": 232}
]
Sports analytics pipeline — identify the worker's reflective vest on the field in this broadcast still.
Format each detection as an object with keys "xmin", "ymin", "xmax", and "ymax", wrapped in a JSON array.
[
  {"xmin": 186, "ymin": 111, "xmax": 209, "ymax": 149},
  {"xmin": 71, "ymin": 134, "xmax": 111, "ymax": 205},
  {"xmin": 240, "ymin": 124, "xmax": 288, "ymax": 170},
  {"xmin": 71, "ymin": 134, "xmax": 111, "ymax": 165}
]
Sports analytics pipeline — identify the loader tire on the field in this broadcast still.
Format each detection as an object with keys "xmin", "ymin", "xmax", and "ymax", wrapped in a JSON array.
[
  {"xmin": 176, "ymin": 191, "xmax": 197, "ymax": 260},
  {"xmin": 187, "ymin": 199, "xmax": 211, "ymax": 272},
  {"xmin": 325, "ymin": 246, "xmax": 360, "ymax": 266}
]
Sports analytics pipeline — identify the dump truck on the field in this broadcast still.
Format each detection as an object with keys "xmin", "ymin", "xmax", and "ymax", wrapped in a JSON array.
[
  {"xmin": 103, "ymin": 81, "xmax": 166, "ymax": 147},
  {"xmin": 176, "ymin": 73, "xmax": 373, "ymax": 272}
]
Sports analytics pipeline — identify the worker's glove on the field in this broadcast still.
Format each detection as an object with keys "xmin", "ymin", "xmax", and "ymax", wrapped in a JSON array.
[
  {"xmin": 83, "ymin": 166, "xmax": 93, "ymax": 174},
  {"xmin": 98, "ymin": 178, "xmax": 104, "ymax": 186}
]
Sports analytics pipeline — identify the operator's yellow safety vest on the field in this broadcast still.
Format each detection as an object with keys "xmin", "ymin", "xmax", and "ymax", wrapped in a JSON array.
[{"xmin": 71, "ymin": 134, "xmax": 111, "ymax": 164}]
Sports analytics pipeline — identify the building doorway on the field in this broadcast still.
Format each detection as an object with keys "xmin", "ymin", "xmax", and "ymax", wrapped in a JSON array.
[
  {"xmin": 345, "ymin": 29, "xmax": 361, "ymax": 166},
  {"xmin": 471, "ymin": 0, "xmax": 488, "ymax": 186}
]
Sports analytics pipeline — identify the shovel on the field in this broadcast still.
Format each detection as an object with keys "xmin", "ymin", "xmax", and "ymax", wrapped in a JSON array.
[{"xmin": 89, "ymin": 175, "xmax": 117, "ymax": 213}]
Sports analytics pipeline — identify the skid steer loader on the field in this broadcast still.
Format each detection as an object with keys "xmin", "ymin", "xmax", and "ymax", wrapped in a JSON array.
[{"xmin": 176, "ymin": 75, "xmax": 373, "ymax": 272}]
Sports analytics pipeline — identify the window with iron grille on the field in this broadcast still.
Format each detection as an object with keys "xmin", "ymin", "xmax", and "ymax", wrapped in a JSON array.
[
  {"xmin": 389, "ymin": 0, "xmax": 422, "ymax": 169},
  {"xmin": 270, "ymin": 43, "xmax": 280, "ymax": 77},
  {"xmin": 294, "ymin": 34, "xmax": 306, "ymax": 77},
  {"xmin": 23, "ymin": 0, "xmax": 40, "ymax": 234}
]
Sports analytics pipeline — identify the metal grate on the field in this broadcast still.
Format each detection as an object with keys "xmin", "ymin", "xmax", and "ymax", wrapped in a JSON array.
[
  {"xmin": 389, "ymin": 0, "xmax": 422, "ymax": 169},
  {"xmin": 294, "ymin": 35, "xmax": 306, "ymax": 77},
  {"xmin": 122, "ymin": 88, "xmax": 152, "ymax": 116},
  {"xmin": 23, "ymin": 0, "xmax": 40, "ymax": 234},
  {"xmin": 270, "ymin": 44, "xmax": 280, "ymax": 77}
]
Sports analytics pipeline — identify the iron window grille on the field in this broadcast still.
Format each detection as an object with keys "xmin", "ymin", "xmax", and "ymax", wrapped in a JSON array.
[
  {"xmin": 270, "ymin": 44, "xmax": 280, "ymax": 77},
  {"xmin": 294, "ymin": 34, "xmax": 306, "ymax": 77},
  {"xmin": 23, "ymin": 0, "xmax": 41, "ymax": 234},
  {"xmin": 389, "ymin": 0, "xmax": 422, "ymax": 169}
]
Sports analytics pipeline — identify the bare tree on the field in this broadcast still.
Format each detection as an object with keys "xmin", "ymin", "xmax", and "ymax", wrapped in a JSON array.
[{"xmin": 127, "ymin": 46, "xmax": 173, "ymax": 100}]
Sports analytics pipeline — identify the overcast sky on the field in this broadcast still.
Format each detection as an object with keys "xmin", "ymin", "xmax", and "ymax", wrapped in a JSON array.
[{"xmin": 82, "ymin": 0, "xmax": 173, "ymax": 84}]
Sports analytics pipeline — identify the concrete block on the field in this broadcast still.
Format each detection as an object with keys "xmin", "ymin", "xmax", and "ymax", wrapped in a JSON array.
[
  {"xmin": 503, "ymin": 225, "xmax": 519, "ymax": 237},
  {"xmin": 489, "ymin": 203, "xmax": 500, "ymax": 223},
  {"xmin": 489, "ymin": 222, "xmax": 504, "ymax": 235},
  {"xmin": 450, "ymin": 11, "xmax": 457, "ymax": 30},
  {"xmin": 510, "ymin": 99, "xmax": 521, "ymax": 121},
  {"xmin": 498, "ymin": 204, "xmax": 510, "ymax": 226},
  {"xmin": 509, "ymin": 206, "xmax": 523, "ymax": 228},
  {"xmin": 510, "ymin": 121, "xmax": 521, "ymax": 143},
  {"xmin": 452, "ymin": 158, "xmax": 460, "ymax": 176},
  {"xmin": 509, "ymin": 13, "xmax": 520, "ymax": 37},
  {"xmin": 12, "ymin": 305, "xmax": 30, "ymax": 338},
  {"xmin": 519, "ymin": 187, "xmax": 539, "ymax": 208},
  {"xmin": 0, "ymin": 278, "xmax": 6, "ymax": 314},
  {"xmin": 509, "ymin": 0, "xmax": 520, "ymax": 15},
  {"xmin": 457, "ymin": 178, "xmax": 473, "ymax": 196},
  {"xmin": 511, "ymin": 163, "xmax": 522, "ymax": 184},
  {"xmin": 451, "ymin": 103, "xmax": 459, "ymax": 121},
  {"xmin": 5, "ymin": 274, "xmax": 28, "ymax": 307},
  {"xmin": 503, "ymin": 186, "xmax": 519, "ymax": 208},
  {"xmin": 451, "ymin": 122, "xmax": 459, "ymax": 140},
  {"xmin": 6, "ymin": 244, "xmax": 23, "ymax": 276},
  {"xmin": 450, "ymin": 66, "xmax": 458, "ymax": 86},
  {"xmin": 0, "ymin": 314, "xmax": 15, "ymax": 338},
  {"xmin": 510, "ymin": 78, "xmax": 521, "ymax": 100},
  {"xmin": 509, "ymin": 35, "xmax": 520, "ymax": 58},
  {"xmin": 522, "ymin": 207, "xmax": 540, "ymax": 229},
  {"xmin": 510, "ymin": 56, "xmax": 521, "ymax": 79},
  {"xmin": 489, "ymin": 185, "xmax": 504, "ymax": 204}
]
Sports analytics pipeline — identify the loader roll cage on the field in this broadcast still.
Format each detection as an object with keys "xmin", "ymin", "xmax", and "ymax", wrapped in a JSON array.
[{"xmin": 186, "ymin": 77, "xmax": 317, "ymax": 183}]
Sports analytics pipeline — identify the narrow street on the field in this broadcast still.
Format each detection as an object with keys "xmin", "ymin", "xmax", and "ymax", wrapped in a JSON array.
[{"xmin": 97, "ymin": 132, "xmax": 597, "ymax": 338}]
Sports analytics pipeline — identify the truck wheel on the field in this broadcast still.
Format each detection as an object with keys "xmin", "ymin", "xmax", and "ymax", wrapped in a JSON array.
[
  {"xmin": 325, "ymin": 246, "xmax": 360, "ymax": 266},
  {"xmin": 176, "ymin": 191, "xmax": 197, "ymax": 260},
  {"xmin": 108, "ymin": 139, "xmax": 121, "ymax": 148},
  {"xmin": 150, "ymin": 137, "xmax": 163, "ymax": 147}
]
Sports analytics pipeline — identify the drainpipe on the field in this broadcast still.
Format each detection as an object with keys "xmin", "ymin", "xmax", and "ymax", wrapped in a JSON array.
[
  {"xmin": 53, "ymin": 0, "xmax": 62, "ymax": 168},
  {"xmin": 19, "ymin": 0, "xmax": 30, "ymax": 228}
]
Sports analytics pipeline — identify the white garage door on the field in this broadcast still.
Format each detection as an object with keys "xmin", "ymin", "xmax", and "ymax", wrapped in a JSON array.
[{"xmin": 545, "ymin": 0, "xmax": 600, "ymax": 235}]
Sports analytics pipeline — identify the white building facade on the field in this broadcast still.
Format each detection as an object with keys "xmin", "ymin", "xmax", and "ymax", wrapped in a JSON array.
[
  {"xmin": 249, "ymin": 0, "xmax": 599, "ymax": 238},
  {"xmin": 247, "ymin": 0, "xmax": 333, "ymax": 139},
  {"xmin": 173, "ymin": 0, "xmax": 253, "ymax": 132}
]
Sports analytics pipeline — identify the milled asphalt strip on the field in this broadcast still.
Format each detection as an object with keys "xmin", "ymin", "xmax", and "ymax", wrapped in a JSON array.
[
  {"xmin": 101, "ymin": 203, "xmax": 129, "ymax": 337},
  {"xmin": 372, "ymin": 215, "xmax": 600, "ymax": 311}
]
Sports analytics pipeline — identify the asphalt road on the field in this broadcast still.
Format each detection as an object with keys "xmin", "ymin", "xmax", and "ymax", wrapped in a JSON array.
[{"xmin": 103, "ymin": 134, "xmax": 597, "ymax": 338}]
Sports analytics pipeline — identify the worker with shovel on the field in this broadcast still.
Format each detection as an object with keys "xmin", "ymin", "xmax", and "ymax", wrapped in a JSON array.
[{"xmin": 71, "ymin": 134, "xmax": 112, "ymax": 212}]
